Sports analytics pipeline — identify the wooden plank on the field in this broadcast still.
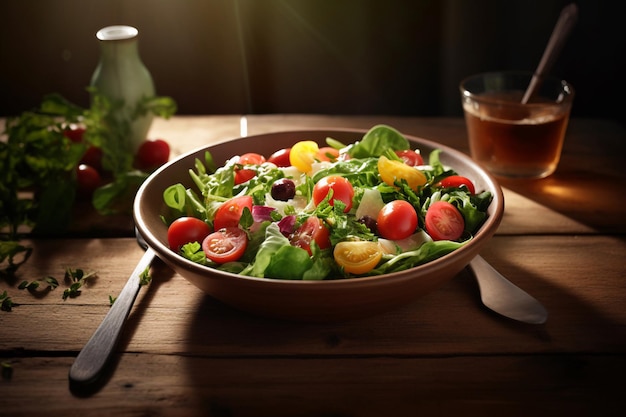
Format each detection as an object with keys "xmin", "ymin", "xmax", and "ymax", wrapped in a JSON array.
[
  {"xmin": 2, "ymin": 235, "xmax": 624, "ymax": 355},
  {"xmin": 149, "ymin": 115, "xmax": 242, "ymax": 157},
  {"xmin": 1, "ymin": 354, "xmax": 624, "ymax": 417}
]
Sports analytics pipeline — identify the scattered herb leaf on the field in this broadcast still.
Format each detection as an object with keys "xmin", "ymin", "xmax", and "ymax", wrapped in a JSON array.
[
  {"xmin": 139, "ymin": 266, "xmax": 152, "ymax": 286},
  {"xmin": 62, "ymin": 268, "xmax": 97, "ymax": 300},
  {"xmin": 0, "ymin": 290, "xmax": 16, "ymax": 311}
]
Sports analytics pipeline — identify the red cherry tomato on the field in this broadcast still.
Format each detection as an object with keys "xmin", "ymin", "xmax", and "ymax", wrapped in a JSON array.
[
  {"xmin": 76, "ymin": 164, "xmax": 101, "ymax": 196},
  {"xmin": 312, "ymin": 175, "xmax": 354, "ymax": 212},
  {"xmin": 202, "ymin": 227, "xmax": 248, "ymax": 263},
  {"xmin": 316, "ymin": 147, "xmax": 340, "ymax": 162},
  {"xmin": 238, "ymin": 153, "xmax": 266, "ymax": 165},
  {"xmin": 234, "ymin": 168, "xmax": 256, "ymax": 185},
  {"xmin": 81, "ymin": 146, "xmax": 103, "ymax": 172},
  {"xmin": 425, "ymin": 201, "xmax": 465, "ymax": 241},
  {"xmin": 63, "ymin": 127, "xmax": 86, "ymax": 143},
  {"xmin": 213, "ymin": 195, "xmax": 253, "ymax": 230},
  {"xmin": 234, "ymin": 153, "xmax": 266, "ymax": 185},
  {"xmin": 394, "ymin": 149, "xmax": 424, "ymax": 167},
  {"xmin": 135, "ymin": 139, "xmax": 170, "ymax": 170},
  {"xmin": 289, "ymin": 216, "xmax": 331, "ymax": 255},
  {"xmin": 376, "ymin": 200, "xmax": 418, "ymax": 240},
  {"xmin": 267, "ymin": 148, "xmax": 292, "ymax": 167},
  {"xmin": 167, "ymin": 217, "xmax": 211, "ymax": 252},
  {"xmin": 438, "ymin": 175, "xmax": 476, "ymax": 194},
  {"xmin": 63, "ymin": 127, "xmax": 104, "ymax": 171}
]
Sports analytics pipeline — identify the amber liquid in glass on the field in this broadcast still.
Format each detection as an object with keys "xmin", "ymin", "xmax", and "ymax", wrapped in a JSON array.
[{"xmin": 463, "ymin": 92, "xmax": 570, "ymax": 178}]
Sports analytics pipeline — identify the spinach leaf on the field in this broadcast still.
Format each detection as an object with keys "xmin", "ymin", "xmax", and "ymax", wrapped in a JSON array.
[{"xmin": 346, "ymin": 124, "xmax": 409, "ymax": 158}]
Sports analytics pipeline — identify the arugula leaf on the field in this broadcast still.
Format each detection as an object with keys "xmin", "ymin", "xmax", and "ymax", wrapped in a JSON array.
[{"xmin": 372, "ymin": 240, "xmax": 467, "ymax": 274}]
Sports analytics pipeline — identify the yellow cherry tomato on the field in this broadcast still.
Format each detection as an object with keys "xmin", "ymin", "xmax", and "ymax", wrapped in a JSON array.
[
  {"xmin": 289, "ymin": 140, "xmax": 319, "ymax": 172},
  {"xmin": 333, "ymin": 241, "xmax": 383, "ymax": 275},
  {"xmin": 377, "ymin": 155, "xmax": 427, "ymax": 190}
]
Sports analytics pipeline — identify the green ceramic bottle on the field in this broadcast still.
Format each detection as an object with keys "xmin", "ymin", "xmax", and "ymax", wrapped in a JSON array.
[{"xmin": 90, "ymin": 25, "xmax": 155, "ymax": 152}]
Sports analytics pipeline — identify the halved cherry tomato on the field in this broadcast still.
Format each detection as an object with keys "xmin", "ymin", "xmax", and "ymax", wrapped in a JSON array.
[
  {"xmin": 290, "ymin": 140, "xmax": 319, "ymax": 172},
  {"xmin": 395, "ymin": 149, "xmax": 424, "ymax": 167},
  {"xmin": 267, "ymin": 148, "xmax": 291, "ymax": 167},
  {"xmin": 289, "ymin": 216, "xmax": 331, "ymax": 255},
  {"xmin": 167, "ymin": 217, "xmax": 211, "ymax": 252},
  {"xmin": 213, "ymin": 195, "xmax": 253, "ymax": 230},
  {"xmin": 438, "ymin": 175, "xmax": 476, "ymax": 195},
  {"xmin": 312, "ymin": 175, "xmax": 354, "ymax": 212},
  {"xmin": 234, "ymin": 168, "xmax": 256, "ymax": 185},
  {"xmin": 316, "ymin": 147, "xmax": 340, "ymax": 162},
  {"xmin": 377, "ymin": 155, "xmax": 427, "ymax": 190},
  {"xmin": 376, "ymin": 200, "xmax": 418, "ymax": 240},
  {"xmin": 135, "ymin": 139, "xmax": 170, "ymax": 170},
  {"xmin": 202, "ymin": 227, "xmax": 248, "ymax": 263},
  {"xmin": 334, "ymin": 241, "xmax": 383, "ymax": 274},
  {"xmin": 234, "ymin": 152, "xmax": 266, "ymax": 185},
  {"xmin": 425, "ymin": 201, "xmax": 465, "ymax": 241}
]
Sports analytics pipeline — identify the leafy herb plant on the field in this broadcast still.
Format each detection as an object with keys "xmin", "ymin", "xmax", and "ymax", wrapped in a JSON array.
[{"xmin": 0, "ymin": 91, "xmax": 176, "ymax": 275}]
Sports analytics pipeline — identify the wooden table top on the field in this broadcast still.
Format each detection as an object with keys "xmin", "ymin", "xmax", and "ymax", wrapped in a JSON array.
[{"xmin": 2, "ymin": 115, "xmax": 625, "ymax": 416}]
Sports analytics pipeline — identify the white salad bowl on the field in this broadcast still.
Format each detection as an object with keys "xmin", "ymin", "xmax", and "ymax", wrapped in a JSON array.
[{"xmin": 134, "ymin": 129, "xmax": 504, "ymax": 322}]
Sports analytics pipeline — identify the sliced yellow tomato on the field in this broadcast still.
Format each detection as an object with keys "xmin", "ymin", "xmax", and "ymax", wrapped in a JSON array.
[
  {"xmin": 333, "ymin": 241, "xmax": 383, "ymax": 274},
  {"xmin": 289, "ymin": 140, "xmax": 319, "ymax": 172},
  {"xmin": 377, "ymin": 155, "xmax": 427, "ymax": 190}
]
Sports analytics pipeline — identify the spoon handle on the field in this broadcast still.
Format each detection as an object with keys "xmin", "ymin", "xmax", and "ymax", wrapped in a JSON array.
[
  {"xmin": 521, "ymin": 3, "xmax": 578, "ymax": 104},
  {"xmin": 69, "ymin": 248, "xmax": 156, "ymax": 386}
]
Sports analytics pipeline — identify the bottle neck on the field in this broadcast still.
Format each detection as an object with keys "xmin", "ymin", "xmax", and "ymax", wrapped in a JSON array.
[{"xmin": 98, "ymin": 38, "xmax": 141, "ymax": 63}]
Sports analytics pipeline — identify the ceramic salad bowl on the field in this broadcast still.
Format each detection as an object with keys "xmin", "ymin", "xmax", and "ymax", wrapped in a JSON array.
[{"xmin": 134, "ymin": 128, "xmax": 504, "ymax": 322}]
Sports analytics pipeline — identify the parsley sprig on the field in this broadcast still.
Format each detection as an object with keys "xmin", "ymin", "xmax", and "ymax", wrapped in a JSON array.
[{"xmin": 62, "ymin": 268, "xmax": 97, "ymax": 300}]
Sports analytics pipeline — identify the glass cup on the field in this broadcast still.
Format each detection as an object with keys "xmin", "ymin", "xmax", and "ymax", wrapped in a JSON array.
[{"xmin": 460, "ymin": 71, "xmax": 574, "ymax": 179}]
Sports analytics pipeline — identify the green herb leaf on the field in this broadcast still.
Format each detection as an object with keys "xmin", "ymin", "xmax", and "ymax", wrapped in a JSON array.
[
  {"xmin": 0, "ymin": 290, "xmax": 16, "ymax": 311},
  {"xmin": 139, "ymin": 266, "xmax": 152, "ymax": 286}
]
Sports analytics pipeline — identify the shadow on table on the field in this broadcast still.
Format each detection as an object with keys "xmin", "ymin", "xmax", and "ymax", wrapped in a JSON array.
[{"xmin": 176, "ymin": 265, "xmax": 625, "ymax": 416}]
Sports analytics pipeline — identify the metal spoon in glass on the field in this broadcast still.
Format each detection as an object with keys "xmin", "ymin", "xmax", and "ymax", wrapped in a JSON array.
[
  {"xmin": 469, "ymin": 255, "xmax": 548, "ymax": 324},
  {"xmin": 69, "ymin": 229, "xmax": 155, "ymax": 387},
  {"xmin": 522, "ymin": 3, "xmax": 578, "ymax": 104}
]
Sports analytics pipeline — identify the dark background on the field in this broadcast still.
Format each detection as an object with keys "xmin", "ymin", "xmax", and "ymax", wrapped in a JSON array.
[{"xmin": 0, "ymin": 0, "xmax": 624, "ymax": 123}]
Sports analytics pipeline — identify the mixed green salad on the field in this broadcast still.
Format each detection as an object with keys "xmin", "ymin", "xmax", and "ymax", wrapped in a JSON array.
[{"xmin": 162, "ymin": 125, "xmax": 493, "ymax": 280}]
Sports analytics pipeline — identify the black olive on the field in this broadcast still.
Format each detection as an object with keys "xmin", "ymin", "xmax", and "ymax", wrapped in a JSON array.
[
  {"xmin": 358, "ymin": 215, "xmax": 377, "ymax": 234},
  {"xmin": 271, "ymin": 178, "xmax": 296, "ymax": 201}
]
